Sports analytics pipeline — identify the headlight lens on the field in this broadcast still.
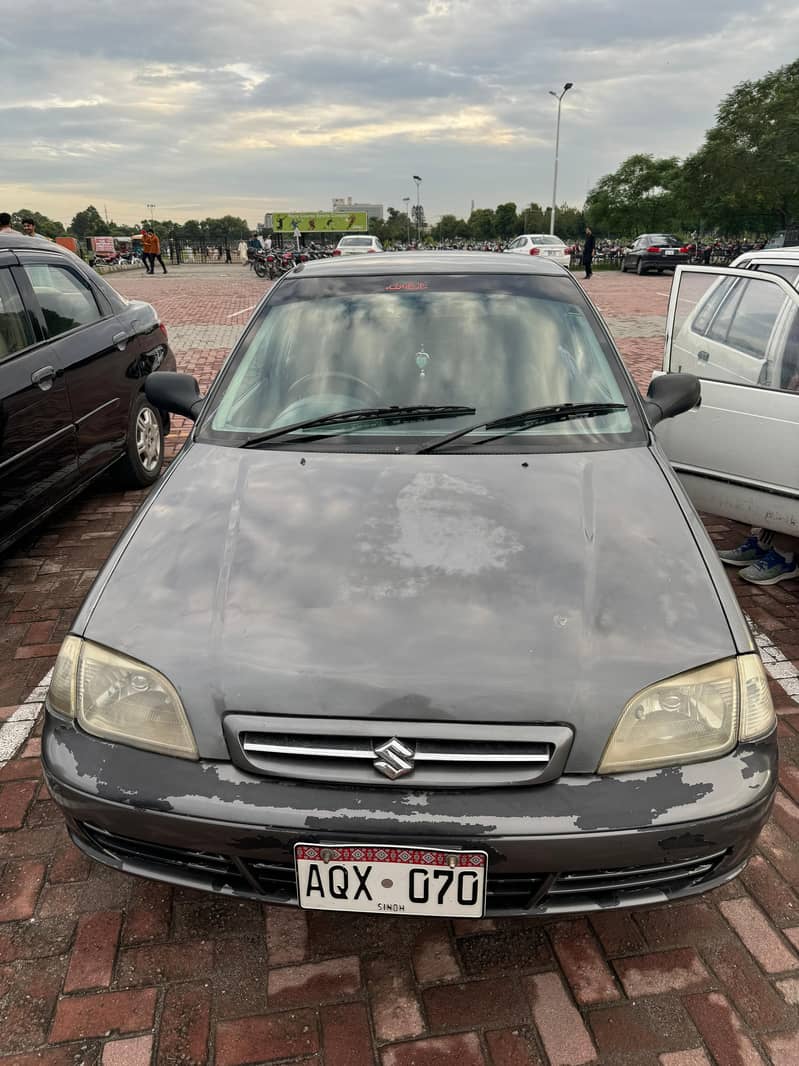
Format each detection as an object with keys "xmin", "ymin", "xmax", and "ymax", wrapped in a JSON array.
[
  {"xmin": 599, "ymin": 654, "xmax": 774, "ymax": 774},
  {"xmin": 47, "ymin": 637, "xmax": 198, "ymax": 760}
]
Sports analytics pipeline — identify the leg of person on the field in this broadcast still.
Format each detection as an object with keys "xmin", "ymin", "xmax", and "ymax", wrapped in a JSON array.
[
  {"xmin": 739, "ymin": 533, "xmax": 798, "ymax": 585},
  {"xmin": 718, "ymin": 528, "xmax": 774, "ymax": 566},
  {"xmin": 157, "ymin": 254, "xmax": 167, "ymax": 274}
]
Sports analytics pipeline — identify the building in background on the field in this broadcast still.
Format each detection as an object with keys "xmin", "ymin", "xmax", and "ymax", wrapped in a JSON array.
[{"xmin": 332, "ymin": 196, "xmax": 383, "ymax": 221}]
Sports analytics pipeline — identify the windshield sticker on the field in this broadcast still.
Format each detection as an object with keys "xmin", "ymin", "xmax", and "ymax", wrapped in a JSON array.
[{"xmin": 384, "ymin": 281, "xmax": 428, "ymax": 292}]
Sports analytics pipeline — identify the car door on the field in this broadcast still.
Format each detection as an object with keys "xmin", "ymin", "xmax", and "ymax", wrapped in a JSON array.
[
  {"xmin": 656, "ymin": 265, "xmax": 799, "ymax": 537},
  {"xmin": 0, "ymin": 259, "xmax": 78, "ymax": 550},
  {"xmin": 18, "ymin": 252, "xmax": 134, "ymax": 480}
]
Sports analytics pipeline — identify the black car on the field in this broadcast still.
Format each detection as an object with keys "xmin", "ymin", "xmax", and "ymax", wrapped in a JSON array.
[
  {"xmin": 621, "ymin": 234, "xmax": 692, "ymax": 275},
  {"xmin": 0, "ymin": 234, "xmax": 176, "ymax": 554},
  {"xmin": 43, "ymin": 253, "xmax": 776, "ymax": 920}
]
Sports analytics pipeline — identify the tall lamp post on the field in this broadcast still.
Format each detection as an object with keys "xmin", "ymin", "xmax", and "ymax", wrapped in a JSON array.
[
  {"xmin": 413, "ymin": 175, "xmax": 422, "ymax": 245},
  {"xmin": 402, "ymin": 196, "xmax": 411, "ymax": 244},
  {"xmin": 146, "ymin": 202, "xmax": 155, "ymax": 230},
  {"xmin": 548, "ymin": 83, "xmax": 573, "ymax": 235}
]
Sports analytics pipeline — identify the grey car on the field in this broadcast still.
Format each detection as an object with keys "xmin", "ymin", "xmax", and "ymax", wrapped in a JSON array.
[{"xmin": 43, "ymin": 253, "xmax": 777, "ymax": 919}]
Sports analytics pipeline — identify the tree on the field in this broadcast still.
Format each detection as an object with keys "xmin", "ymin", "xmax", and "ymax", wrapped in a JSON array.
[
  {"xmin": 494, "ymin": 202, "xmax": 519, "ymax": 239},
  {"xmin": 519, "ymin": 202, "xmax": 546, "ymax": 233},
  {"xmin": 585, "ymin": 154, "xmax": 683, "ymax": 236},
  {"xmin": 69, "ymin": 205, "xmax": 108, "ymax": 238},
  {"xmin": 11, "ymin": 210, "xmax": 65, "ymax": 239},
  {"xmin": 680, "ymin": 58, "xmax": 799, "ymax": 233},
  {"xmin": 468, "ymin": 208, "xmax": 496, "ymax": 240}
]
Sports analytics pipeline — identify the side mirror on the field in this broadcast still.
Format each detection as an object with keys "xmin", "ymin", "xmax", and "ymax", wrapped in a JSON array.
[
  {"xmin": 145, "ymin": 372, "xmax": 204, "ymax": 422},
  {"xmin": 645, "ymin": 372, "xmax": 701, "ymax": 426}
]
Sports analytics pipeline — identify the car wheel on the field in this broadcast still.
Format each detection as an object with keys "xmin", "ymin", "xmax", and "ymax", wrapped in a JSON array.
[
  {"xmin": 636, "ymin": 259, "xmax": 646, "ymax": 275},
  {"xmin": 114, "ymin": 394, "xmax": 164, "ymax": 488}
]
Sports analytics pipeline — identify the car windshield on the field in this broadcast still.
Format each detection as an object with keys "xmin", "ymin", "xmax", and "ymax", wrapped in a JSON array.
[
  {"xmin": 339, "ymin": 237, "xmax": 373, "ymax": 247},
  {"xmin": 650, "ymin": 235, "xmax": 680, "ymax": 246},
  {"xmin": 529, "ymin": 236, "xmax": 565, "ymax": 246},
  {"xmin": 199, "ymin": 274, "xmax": 642, "ymax": 452}
]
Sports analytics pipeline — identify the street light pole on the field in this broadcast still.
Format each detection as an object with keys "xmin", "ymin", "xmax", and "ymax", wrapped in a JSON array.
[
  {"xmin": 548, "ymin": 83, "xmax": 573, "ymax": 235},
  {"xmin": 146, "ymin": 202, "xmax": 155, "ymax": 229},
  {"xmin": 413, "ymin": 175, "xmax": 422, "ymax": 245},
  {"xmin": 402, "ymin": 196, "xmax": 411, "ymax": 244}
]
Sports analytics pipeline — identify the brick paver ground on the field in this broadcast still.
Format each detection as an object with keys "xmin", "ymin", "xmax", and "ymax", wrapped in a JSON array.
[{"xmin": 1, "ymin": 266, "xmax": 798, "ymax": 1066}]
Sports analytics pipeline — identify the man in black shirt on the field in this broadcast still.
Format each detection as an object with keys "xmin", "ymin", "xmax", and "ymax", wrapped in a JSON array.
[{"xmin": 582, "ymin": 227, "xmax": 595, "ymax": 279}]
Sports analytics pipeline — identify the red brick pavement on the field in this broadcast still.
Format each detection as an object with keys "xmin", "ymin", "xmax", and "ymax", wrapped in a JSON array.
[{"xmin": 1, "ymin": 267, "xmax": 798, "ymax": 1065}]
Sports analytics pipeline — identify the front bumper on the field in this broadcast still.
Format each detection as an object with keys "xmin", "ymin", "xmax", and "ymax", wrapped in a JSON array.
[{"xmin": 42, "ymin": 713, "xmax": 777, "ymax": 916}]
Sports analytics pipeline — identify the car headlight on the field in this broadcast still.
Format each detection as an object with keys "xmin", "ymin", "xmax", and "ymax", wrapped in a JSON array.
[
  {"xmin": 47, "ymin": 637, "xmax": 198, "ymax": 760},
  {"xmin": 598, "ymin": 655, "xmax": 774, "ymax": 774}
]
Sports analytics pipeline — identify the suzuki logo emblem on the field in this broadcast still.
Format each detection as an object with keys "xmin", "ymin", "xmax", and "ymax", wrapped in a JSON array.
[{"xmin": 373, "ymin": 737, "xmax": 415, "ymax": 780}]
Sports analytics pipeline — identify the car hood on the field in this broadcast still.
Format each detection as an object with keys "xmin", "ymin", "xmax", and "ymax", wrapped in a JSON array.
[{"xmin": 82, "ymin": 443, "xmax": 736, "ymax": 770}]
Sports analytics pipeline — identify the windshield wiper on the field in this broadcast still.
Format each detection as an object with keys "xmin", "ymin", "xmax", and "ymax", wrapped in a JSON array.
[
  {"xmin": 417, "ymin": 402, "xmax": 627, "ymax": 454},
  {"xmin": 240, "ymin": 404, "xmax": 476, "ymax": 448}
]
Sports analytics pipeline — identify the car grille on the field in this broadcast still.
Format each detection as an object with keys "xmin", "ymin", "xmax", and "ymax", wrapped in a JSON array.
[
  {"xmin": 223, "ymin": 715, "xmax": 573, "ymax": 788},
  {"xmin": 76, "ymin": 823, "xmax": 728, "ymax": 915}
]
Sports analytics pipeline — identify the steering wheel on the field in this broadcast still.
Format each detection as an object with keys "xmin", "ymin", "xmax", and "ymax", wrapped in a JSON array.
[{"xmin": 287, "ymin": 371, "xmax": 383, "ymax": 405}]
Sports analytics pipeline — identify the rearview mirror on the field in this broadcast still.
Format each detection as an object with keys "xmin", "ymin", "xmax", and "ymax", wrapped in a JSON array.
[
  {"xmin": 145, "ymin": 372, "xmax": 204, "ymax": 422},
  {"xmin": 645, "ymin": 373, "xmax": 701, "ymax": 426}
]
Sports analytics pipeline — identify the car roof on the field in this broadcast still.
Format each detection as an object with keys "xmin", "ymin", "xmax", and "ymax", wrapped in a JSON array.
[
  {"xmin": 0, "ymin": 233, "xmax": 72, "ymax": 254},
  {"xmin": 520, "ymin": 234, "xmax": 564, "ymax": 241},
  {"xmin": 733, "ymin": 248, "xmax": 799, "ymax": 263},
  {"xmin": 291, "ymin": 251, "xmax": 567, "ymax": 277}
]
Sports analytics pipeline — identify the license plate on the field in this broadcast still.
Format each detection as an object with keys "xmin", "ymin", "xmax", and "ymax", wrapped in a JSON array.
[
  {"xmin": 664, "ymin": 249, "xmax": 676, "ymax": 255},
  {"xmin": 294, "ymin": 843, "xmax": 487, "ymax": 917}
]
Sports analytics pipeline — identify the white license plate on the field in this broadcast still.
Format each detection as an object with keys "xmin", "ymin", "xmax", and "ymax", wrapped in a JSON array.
[
  {"xmin": 294, "ymin": 843, "xmax": 487, "ymax": 917},
  {"xmin": 664, "ymin": 249, "xmax": 676, "ymax": 255}
]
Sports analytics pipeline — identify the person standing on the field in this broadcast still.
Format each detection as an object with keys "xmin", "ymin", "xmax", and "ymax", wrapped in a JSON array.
[
  {"xmin": 582, "ymin": 227, "xmax": 595, "ymax": 279},
  {"xmin": 141, "ymin": 229, "xmax": 154, "ymax": 273},
  {"xmin": 148, "ymin": 228, "xmax": 167, "ymax": 274}
]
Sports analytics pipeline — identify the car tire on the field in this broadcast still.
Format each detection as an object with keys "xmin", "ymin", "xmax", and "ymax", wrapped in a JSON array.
[
  {"xmin": 114, "ymin": 393, "xmax": 164, "ymax": 488},
  {"xmin": 636, "ymin": 259, "xmax": 646, "ymax": 275}
]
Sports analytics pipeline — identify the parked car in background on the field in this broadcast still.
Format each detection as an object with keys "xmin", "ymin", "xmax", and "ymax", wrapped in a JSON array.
[
  {"xmin": 0, "ymin": 233, "xmax": 176, "ymax": 555},
  {"xmin": 505, "ymin": 234, "xmax": 571, "ymax": 268},
  {"xmin": 44, "ymin": 252, "xmax": 776, "ymax": 921},
  {"xmin": 655, "ymin": 257, "xmax": 799, "ymax": 537},
  {"xmin": 764, "ymin": 225, "xmax": 799, "ymax": 250},
  {"xmin": 333, "ymin": 235, "xmax": 384, "ymax": 256},
  {"xmin": 621, "ymin": 235, "xmax": 693, "ymax": 275}
]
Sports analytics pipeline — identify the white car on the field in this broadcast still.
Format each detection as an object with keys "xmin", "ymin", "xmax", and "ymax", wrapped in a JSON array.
[
  {"xmin": 333, "ymin": 235, "xmax": 384, "ymax": 256},
  {"xmin": 654, "ymin": 250, "xmax": 799, "ymax": 537},
  {"xmin": 505, "ymin": 234, "xmax": 571, "ymax": 268}
]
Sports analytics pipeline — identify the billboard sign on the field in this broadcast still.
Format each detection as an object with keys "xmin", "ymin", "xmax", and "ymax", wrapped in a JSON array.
[
  {"xmin": 92, "ymin": 236, "xmax": 116, "ymax": 254},
  {"xmin": 265, "ymin": 211, "xmax": 369, "ymax": 234}
]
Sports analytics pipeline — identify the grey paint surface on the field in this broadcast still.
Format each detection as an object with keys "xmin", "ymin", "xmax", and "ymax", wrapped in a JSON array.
[{"xmin": 78, "ymin": 441, "xmax": 737, "ymax": 771}]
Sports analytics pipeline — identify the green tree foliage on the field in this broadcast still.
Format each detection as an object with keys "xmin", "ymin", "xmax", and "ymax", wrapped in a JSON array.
[
  {"xmin": 468, "ymin": 208, "xmax": 496, "ymax": 240},
  {"xmin": 682, "ymin": 59, "xmax": 799, "ymax": 232},
  {"xmin": 585, "ymin": 154, "xmax": 683, "ymax": 236},
  {"xmin": 10, "ymin": 210, "xmax": 65, "ymax": 238},
  {"xmin": 69, "ymin": 205, "xmax": 108, "ymax": 237},
  {"xmin": 494, "ymin": 202, "xmax": 518, "ymax": 239}
]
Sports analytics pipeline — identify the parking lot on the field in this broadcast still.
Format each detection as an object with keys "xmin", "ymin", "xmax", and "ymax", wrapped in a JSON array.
[{"xmin": 1, "ymin": 264, "xmax": 798, "ymax": 1066}]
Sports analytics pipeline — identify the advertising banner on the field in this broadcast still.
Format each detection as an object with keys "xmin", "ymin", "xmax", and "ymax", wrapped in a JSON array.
[
  {"xmin": 92, "ymin": 236, "xmax": 116, "ymax": 254},
  {"xmin": 266, "ymin": 211, "xmax": 369, "ymax": 234}
]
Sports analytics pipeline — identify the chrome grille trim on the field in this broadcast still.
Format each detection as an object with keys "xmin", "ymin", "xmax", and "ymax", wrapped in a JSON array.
[{"xmin": 224, "ymin": 715, "xmax": 574, "ymax": 788}]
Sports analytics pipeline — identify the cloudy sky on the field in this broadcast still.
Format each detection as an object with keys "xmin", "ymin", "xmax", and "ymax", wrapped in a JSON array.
[{"xmin": 3, "ymin": 1, "xmax": 798, "ymax": 229}]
